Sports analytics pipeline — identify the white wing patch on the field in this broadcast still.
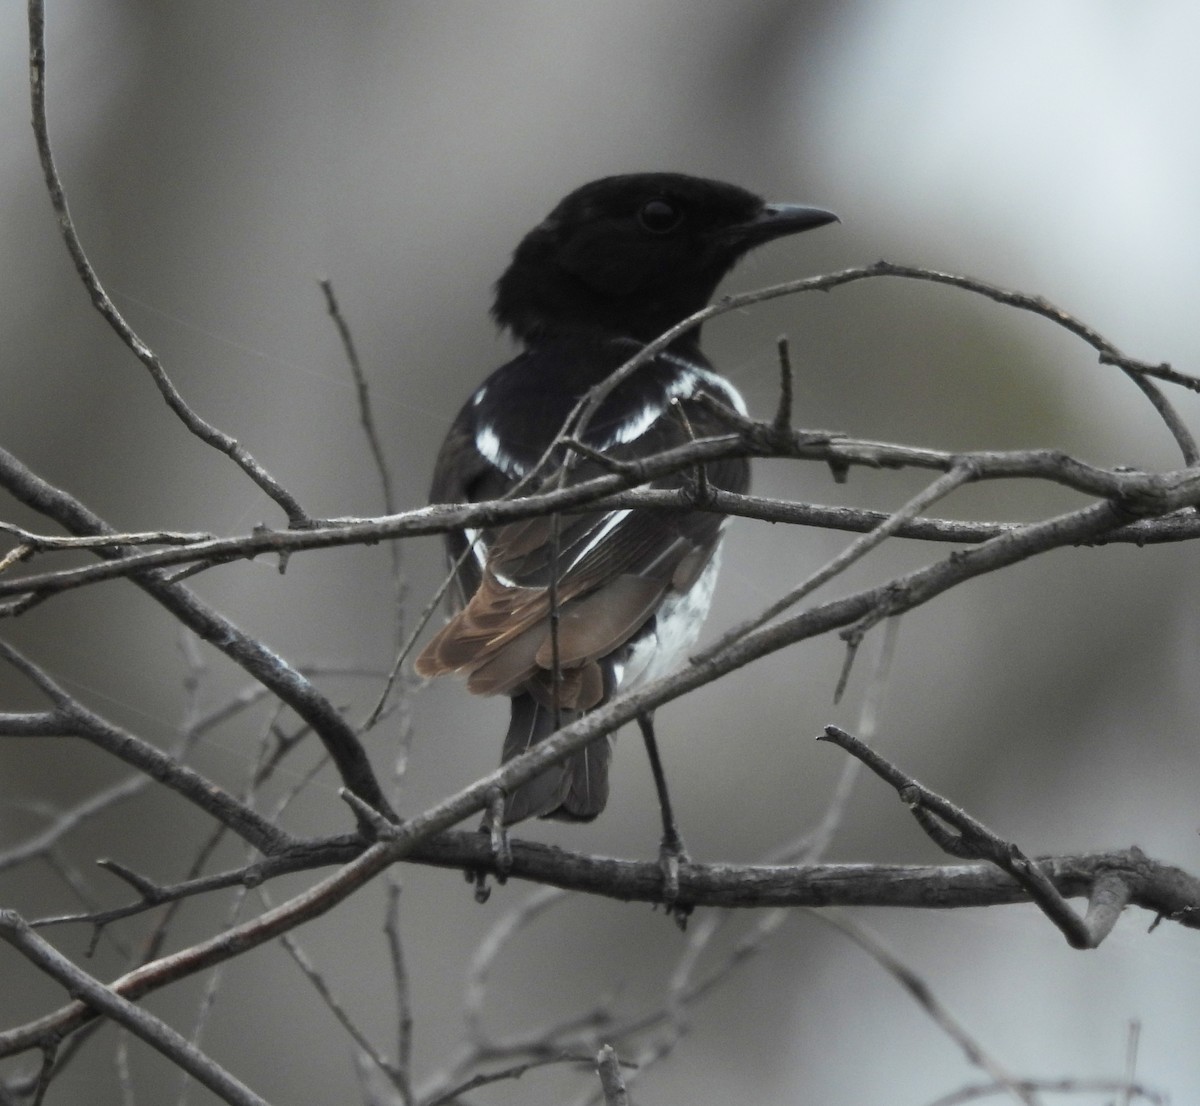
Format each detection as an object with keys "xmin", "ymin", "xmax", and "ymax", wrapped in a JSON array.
[
  {"xmin": 462, "ymin": 527, "xmax": 487, "ymax": 570},
  {"xmin": 474, "ymin": 346, "xmax": 745, "ymax": 472},
  {"xmin": 593, "ymin": 357, "xmax": 747, "ymax": 449},
  {"xmin": 474, "ymin": 424, "xmax": 525, "ymax": 477},
  {"xmin": 657, "ymin": 350, "xmax": 748, "ymax": 416},
  {"xmin": 594, "ymin": 344, "xmax": 748, "ymax": 451}
]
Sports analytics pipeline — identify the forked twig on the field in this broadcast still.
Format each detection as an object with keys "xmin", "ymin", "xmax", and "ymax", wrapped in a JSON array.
[{"xmin": 819, "ymin": 726, "xmax": 1132, "ymax": 948}]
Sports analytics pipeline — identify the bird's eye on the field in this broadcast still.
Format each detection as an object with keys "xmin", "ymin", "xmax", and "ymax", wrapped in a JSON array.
[{"xmin": 637, "ymin": 199, "xmax": 684, "ymax": 234}]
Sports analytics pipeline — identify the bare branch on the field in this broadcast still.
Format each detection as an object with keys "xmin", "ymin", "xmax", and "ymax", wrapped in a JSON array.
[
  {"xmin": 10, "ymin": 39, "xmax": 1199, "ymax": 1099},
  {"xmin": 819, "ymin": 726, "xmax": 1132, "ymax": 948},
  {"xmin": 384, "ymin": 879, "xmax": 415, "ymax": 1106},
  {"xmin": 0, "ymin": 445, "xmax": 394, "ymax": 823},
  {"xmin": 1, "ymin": 665, "xmax": 371, "ymax": 875},
  {"xmin": 463, "ymin": 886, "xmax": 572, "ymax": 1053},
  {"xmin": 516, "ymin": 258, "xmax": 1200, "ymax": 494},
  {"xmin": 424, "ymin": 1054, "xmax": 596, "ymax": 1106},
  {"xmin": 0, "ymin": 909, "xmax": 271, "ymax": 1106},
  {"xmin": 816, "ymin": 911, "xmax": 1037, "ymax": 1106},
  {"xmin": 27, "ymin": 0, "xmax": 307, "ymax": 526},
  {"xmin": 0, "ymin": 640, "xmax": 288, "ymax": 855},
  {"xmin": 320, "ymin": 278, "xmax": 398, "ymax": 517},
  {"xmin": 594, "ymin": 1046, "xmax": 630, "ymax": 1106},
  {"xmin": 8, "ymin": 424, "xmax": 1200, "ymax": 609},
  {"xmin": 699, "ymin": 462, "xmax": 975, "ymax": 663},
  {"xmin": 772, "ymin": 335, "xmax": 794, "ymax": 436},
  {"xmin": 320, "ymin": 276, "xmax": 419, "ymax": 745},
  {"xmin": 365, "ymin": 533, "xmax": 479, "ymax": 732},
  {"xmin": 1118, "ymin": 368, "xmax": 1200, "ymax": 465},
  {"xmin": 928, "ymin": 1077, "xmax": 1165, "ymax": 1106},
  {"xmin": 0, "ymin": 523, "xmax": 213, "ymax": 558},
  {"xmin": 1120, "ymin": 1019, "xmax": 1142, "ymax": 1106},
  {"xmin": 263, "ymin": 891, "xmax": 402, "ymax": 1086},
  {"xmin": 25, "ymin": 825, "xmax": 1192, "ymax": 945},
  {"xmin": 2, "ymin": 830, "xmax": 1194, "ymax": 1065}
]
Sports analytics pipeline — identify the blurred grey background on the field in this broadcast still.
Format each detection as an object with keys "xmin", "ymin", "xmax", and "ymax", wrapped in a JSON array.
[{"xmin": 2, "ymin": 2, "xmax": 1199, "ymax": 1103}]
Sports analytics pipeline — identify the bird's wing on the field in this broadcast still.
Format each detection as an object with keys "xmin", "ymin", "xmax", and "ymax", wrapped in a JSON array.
[{"xmin": 415, "ymin": 378, "xmax": 746, "ymax": 706}]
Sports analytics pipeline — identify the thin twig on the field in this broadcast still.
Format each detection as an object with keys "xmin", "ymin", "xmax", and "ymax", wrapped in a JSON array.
[
  {"xmin": 424, "ymin": 1054, "xmax": 597, "ymax": 1106},
  {"xmin": 807, "ymin": 615, "xmax": 901, "ymax": 857},
  {"xmin": 548, "ymin": 500, "xmax": 564, "ymax": 730},
  {"xmin": 0, "ymin": 639, "xmax": 289, "ymax": 855},
  {"xmin": 1119, "ymin": 367, "xmax": 1200, "ymax": 465},
  {"xmin": 594, "ymin": 1046, "xmax": 630, "ymax": 1106},
  {"xmin": 669, "ymin": 398, "xmax": 710, "ymax": 501},
  {"xmin": 613, "ymin": 620, "xmax": 902, "ymax": 1093},
  {"xmin": 462, "ymin": 886, "xmax": 570, "ymax": 1050},
  {"xmin": 320, "ymin": 278, "xmax": 397, "ymax": 516},
  {"xmin": 27, "ymin": 0, "xmax": 308, "ymax": 525},
  {"xmin": 365, "ymin": 536, "xmax": 479, "ymax": 730},
  {"xmin": 1119, "ymin": 1018, "xmax": 1142, "ymax": 1106},
  {"xmin": 0, "ymin": 523, "xmax": 213, "ymax": 551},
  {"xmin": 0, "ymin": 909, "xmax": 271, "ymax": 1106},
  {"xmin": 927, "ymin": 1077, "xmax": 1165, "ymax": 1106},
  {"xmin": 174, "ymin": 703, "xmax": 307, "ymax": 1106},
  {"xmin": 517, "ymin": 259, "xmax": 1200, "ymax": 497},
  {"xmin": 0, "ymin": 445, "xmax": 396, "ymax": 824},
  {"xmin": 320, "ymin": 274, "xmax": 418, "ymax": 746},
  {"xmin": 561, "ymin": 439, "xmax": 641, "ymax": 476},
  {"xmin": 384, "ymin": 879, "xmax": 415, "ymax": 1106},
  {"xmin": 698, "ymin": 463, "xmax": 975, "ymax": 665},
  {"xmin": 266, "ymin": 903, "xmax": 401, "ymax": 1085},
  {"xmin": 772, "ymin": 335, "xmax": 794, "ymax": 435},
  {"xmin": 814, "ymin": 910, "xmax": 1039, "ymax": 1106},
  {"xmin": 819, "ymin": 726, "xmax": 1130, "ymax": 948}
]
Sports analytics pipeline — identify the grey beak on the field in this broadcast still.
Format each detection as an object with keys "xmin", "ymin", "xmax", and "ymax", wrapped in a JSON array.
[{"xmin": 737, "ymin": 202, "xmax": 840, "ymax": 247}]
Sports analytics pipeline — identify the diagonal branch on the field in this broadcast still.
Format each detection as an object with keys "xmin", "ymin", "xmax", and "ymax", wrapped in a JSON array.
[
  {"xmin": 0, "ymin": 909, "xmax": 270, "ymax": 1106},
  {"xmin": 817, "ymin": 911, "xmax": 1038, "ymax": 1106},
  {"xmin": 514, "ymin": 258, "xmax": 1200, "ymax": 493},
  {"xmin": 819, "ymin": 726, "xmax": 1132, "ymax": 948},
  {"xmin": 698, "ymin": 462, "xmax": 976, "ymax": 662},
  {"xmin": 0, "ymin": 640, "xmax": 287, "ymax": 855},
  {"xmin": 27, "ymin": 0, "xmax": 307, "ymax": 526},
  {"xmin": 0, "ymin": 446, "xmax": 394, "ymax": 823}
]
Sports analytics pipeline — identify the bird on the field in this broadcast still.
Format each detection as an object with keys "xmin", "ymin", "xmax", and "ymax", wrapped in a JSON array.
[{"xmin": 415, "ymin": 172, "xmax": 837, "ymax": 838}]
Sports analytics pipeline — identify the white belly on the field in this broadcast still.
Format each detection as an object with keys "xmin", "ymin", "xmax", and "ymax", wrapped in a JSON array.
[{"xmin": 617, "ymin": 548, "xmax": 722, "ymax": 691}]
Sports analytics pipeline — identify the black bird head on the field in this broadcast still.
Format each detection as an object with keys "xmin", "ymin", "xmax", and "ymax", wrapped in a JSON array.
[{"xmin": 492, "ymin": 172, "xmax": 837, "ymax": 346}]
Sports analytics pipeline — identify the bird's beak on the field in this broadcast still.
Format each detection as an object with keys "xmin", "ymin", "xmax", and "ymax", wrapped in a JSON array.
[{"xmin": 734, "ymin": 203, "xmax": 840, "ymax": 247}]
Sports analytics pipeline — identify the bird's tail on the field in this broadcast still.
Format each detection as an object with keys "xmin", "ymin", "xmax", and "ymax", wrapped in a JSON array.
[{"xmin": 501, "ymin": 692, "xmax": 610, "ymax": 823}]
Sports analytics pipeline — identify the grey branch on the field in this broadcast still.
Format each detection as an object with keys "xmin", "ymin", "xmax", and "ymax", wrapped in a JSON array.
[
  {"xmin": 0, "ymin": 445, "xmax": 394, "ymax": 824},
  {"xmin": 0, "ymin": 640, "xmax": 287, "ymax": 855},
  {"xmin": 3, "ymin": 836, "xmax": 1193, "ymax": 1064},
  {"xmin": 819, "ymin": 726, "xmax": 1133, "ymax": 948},
  {"xmin": 6, "ymin": 431, "xmax": 1200, "ymax": 607},
  {"xmin": 0, "ymin": 909, "xmax": 271, "ymax": 1106},
  {"xmin": 27, "ymin": 0, "xmax": 307, "ymax": 526}
]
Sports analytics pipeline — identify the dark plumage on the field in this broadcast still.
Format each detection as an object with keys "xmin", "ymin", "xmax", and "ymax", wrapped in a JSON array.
[{"xmin": 416, "ymin": 173, "xmax": 837, "ymax": 823}]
